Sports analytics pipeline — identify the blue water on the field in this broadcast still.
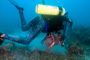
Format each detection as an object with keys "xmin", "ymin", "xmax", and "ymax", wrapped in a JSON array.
[
  {"xmin": 0, "ymin": 0, "xmax": 90, "ymax": 32},
  {"xmin": 0, "ymin": 0, "xmax": 90, "ymax": 54}
]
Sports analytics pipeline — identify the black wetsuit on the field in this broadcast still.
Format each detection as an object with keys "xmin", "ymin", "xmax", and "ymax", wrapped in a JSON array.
[{"xmin": 42, "ymin": 14, "xmax": 70, "ymax": 34}]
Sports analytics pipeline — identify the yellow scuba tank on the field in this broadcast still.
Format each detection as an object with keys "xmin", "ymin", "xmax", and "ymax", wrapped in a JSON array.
[{"xmin": 36, "ymin": 4, "xmax": 65, "ymax": 16}]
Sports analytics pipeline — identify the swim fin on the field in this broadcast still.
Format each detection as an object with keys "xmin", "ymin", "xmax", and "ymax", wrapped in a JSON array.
[
  {"xmin": 0, "ymin": 39, "xmax": 4, "ymax": 45},
  {"xmin": 0, "ymin": 33, "xmax": 4, "ymax": 45},
  {"xmin": 8, "ymin": 0, "xmax": 24, "ymax": 12}
]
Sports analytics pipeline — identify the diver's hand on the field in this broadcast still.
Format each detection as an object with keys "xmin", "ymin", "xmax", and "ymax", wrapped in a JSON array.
[
  {"xmin": 59, "ymin": 41, "xmax": 65, "ymax": 47},
  {"xmin": 60, "ymin": 35, "xmax": 65, "ymax": 41},
  {"xmin": 68, "ymin": 19, "xmax": 73, "ymax": 31}
]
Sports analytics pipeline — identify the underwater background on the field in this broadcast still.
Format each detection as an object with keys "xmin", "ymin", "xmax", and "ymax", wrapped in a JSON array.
[{"xmin": 0, "ymin": 0, "xmax": 90, "ymax": 60}]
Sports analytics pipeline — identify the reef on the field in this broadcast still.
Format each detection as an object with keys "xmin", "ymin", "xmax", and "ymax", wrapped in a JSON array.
[
  {"xmin": 0, "ymin": 46, "xmax": 85, "ymax": 60},
  {"xmin": 65, "ymin": 26, "xmax": 90, "ymax": 60},
  {"xmin": 66, "ymin": 26, "xmax": 90, "ymax": 46}
]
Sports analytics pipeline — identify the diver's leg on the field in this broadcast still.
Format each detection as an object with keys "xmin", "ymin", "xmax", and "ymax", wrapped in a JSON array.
[
  {"xmin": 4, "ymin": 27, "xmax": 43, "ymax": 45},
  {"xmin": 3, "ymin": 28, "xmax": 42, "ymax": 45},
  {"xmin": 8, "ymin": 0, "xmax": 29, "ymax": 31},
  {"xmin": 8, "ymin": 0, "xmax": 43, "ymax": 31},
  {"xmin": 3, "ymin": 20, "xmax": 44, "ymax": 45},
  {"xmin": 0, "ymin": 33, "xmax": 26, "ymax": 45},
  {"xmin": 8, "ymin": 0, "xmax": 24, "ymax": 12},
  {"xmin": 25, "ymin": 19, "xmax": 45, "ymax": 44},
  {"xmin": 0, "ymin": 33, "xmax": 32, "ymax": 45},
  {"xmin": 0, "ymin": 19, "xmax": 45, "ymax": 45},
  {"xmin": 5, "ymin": 34, "xmax": 30, "ymax": 45},
  {"xmin": 26, "ymin": 16, "xmax": 42, "ymax": 30}
]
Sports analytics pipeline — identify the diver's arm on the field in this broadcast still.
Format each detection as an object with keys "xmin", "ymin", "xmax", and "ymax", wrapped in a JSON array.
[
  {"xmin": 66, "ymin": 18, "xmax": 73, "ymax": 30},
  {"xmin": 63, "ymin": 12, "xmax": 73, "ymax": 26},
  {"xmin": 62, "ymin": 17, "xmax": 67, "ymax": 41},
  {"xmin": 68, "ymin": 19, "xmax": 73, "ymax": 30},
  {"xmin": 64, "ymin": 15, "xmax": 73, "ymax": 30},
  {"xmin": 61, "ymin": 17, "xmax": 73, "ymax": 41}
]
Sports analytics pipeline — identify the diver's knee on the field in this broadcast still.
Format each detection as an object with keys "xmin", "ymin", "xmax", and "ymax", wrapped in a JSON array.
[
  {"xmin": 22, "ymin": 28, "xmax": 27, "ymax": 31},
  {"xmin": 24, "ymin": 42, "xmax": 30, "ymax": 45},
  {"xmin": 22, "ymin": 27, "xmax": 29, "ymax": 31},
  {"xmin": 24, "ymin": 41, "xmax": 32, "ymax": 45}
]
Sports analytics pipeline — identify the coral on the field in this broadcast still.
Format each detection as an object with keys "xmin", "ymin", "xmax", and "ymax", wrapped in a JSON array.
[
  {"xmin": 66, "ymin": 26, "xmax": 90, "ymax": 46},
  {"xmin": 0, "ymin": 45, "xmax": 85, "ymax": 60},
  {"xmin": 67, "ymin": 41, "xmax": 84, "ymax": 56},
  {"xmin": 0, "ymin": 43, "xmax": 11, "ymax": 54},
  {"xmin": 64, "ymin": 26, "xmax": 90, "ymax": 60}
]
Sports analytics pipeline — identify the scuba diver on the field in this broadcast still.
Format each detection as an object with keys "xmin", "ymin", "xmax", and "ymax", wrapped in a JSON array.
[{"xmin": 0, "ymin": 0, "xmax": 73, "ymax": 48}]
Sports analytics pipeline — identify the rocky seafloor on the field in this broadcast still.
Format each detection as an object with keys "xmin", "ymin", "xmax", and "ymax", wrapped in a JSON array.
[{"xmin": 0, "ymin": 26, "xmax": 90, "ymax": 60}]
